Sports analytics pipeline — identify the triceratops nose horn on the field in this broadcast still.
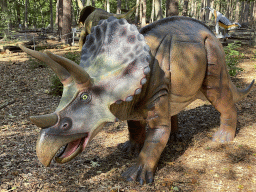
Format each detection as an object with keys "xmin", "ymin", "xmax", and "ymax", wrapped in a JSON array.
[
  {"xmin": 45, "ymin": 51, "xmax": 92, "ymax": 86},
  {"xmin": 30, "ymin": 113, "xmax": 58, "ymax": 129},
  {"xmin": 19, "ymin": 45, "xmax": 70, "ymax": 83}
]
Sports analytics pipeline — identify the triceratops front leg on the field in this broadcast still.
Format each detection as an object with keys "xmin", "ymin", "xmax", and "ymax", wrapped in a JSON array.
[
  {"xmin": 119, "ymin": 120, "xmax": 147, "ymax": 157},
  {"xmin": 122, "ymin": 95, "xmax": 171, "ymax": 184}
]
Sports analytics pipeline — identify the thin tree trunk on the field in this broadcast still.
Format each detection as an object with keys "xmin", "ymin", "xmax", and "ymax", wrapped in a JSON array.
[
  {"xmin": 190, "ymin": 0, "xmax": 194, "ymax": 17},
  {"xmin": 50, "ymin": 0, "xmax": 53, "ymax": 31},
  {"xmin": 140, "ymin": 0, "xmax": 142, "ymax": 25},
  {"xmin": 182, "ymin": 0, "xmax": 189, "ymax": 16},
  {"xmin": 235, "ymin": 0, "xmax": 240, "ymax": 22},
  {"xmin": 62, "ymin": 0, "xmax": 72, "ymax": 44},
  {"xmin": 209, "ymin": 0, "xmax": 214, "ymax": 20},
  {"xmin": 106, "ymin": 0, "xmax": 110, "ymax": 12},
  {"xmin": 244, "ymin": 0, "xmax": 249, "ymax": 23},
  {"xmin": 77, "ymin": 0, "xmax": 84, "ymax": 10},
  {"xmin": 250, "ymin": 1, "xmax": 254, "ymax": 24},
  {"xmin": 16, "ymin": 1, "xmax": 21, "ymax": 25},
  {"xmin": 200, "ymin": 0, "xmax": 205, "ymax": 21},
  {"xmin": 135, "ymin": 0, "xmax": 140, "ymax": 24},
  {"xmin": 25, "ymin": 0, "xmax": 28, "ymax": 29},
  {"xmin": 166, "ymin": 0, "xmax": 179, "ymax": 17},
  {"xmin": 253, "ymin": 2, "xmax": 256, "ymax": 27},
  {"xmin": 150, "ymin": 0, "xmax": 155, "ymax": 23},
  {"xmin": 117, "ymin": 0, "xmax": 121, "ymax": 14},
  {"xmin": 194, "ymin": 1, "xmax": 198, "ymax": 19},
  {"xmin": 58, "ymin": 0, "xmax": 63, "ymax": 41},
  {"xmin": 155, "ymin": 0, "xmax": 163, "ymax": 20},
  {"xmin": 141, "ymin": 0, "xmax": 146, "ymax": 27},
  {"xmin": 239, "ymin": 0, "xmax": 244, "ymax": 23}
]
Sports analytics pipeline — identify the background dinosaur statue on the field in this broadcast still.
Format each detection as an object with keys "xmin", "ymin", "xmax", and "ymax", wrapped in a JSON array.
[
  {"xmin": 204, "ymin": 7, "xmax": 241, "ymax": 38},
  {"xmin": 20, "ymin": 16, "xmax": 254, "ymax": 184},
  {"xmin": 78, "ymin": 6, "xmax": 137, "ymax": 50}
]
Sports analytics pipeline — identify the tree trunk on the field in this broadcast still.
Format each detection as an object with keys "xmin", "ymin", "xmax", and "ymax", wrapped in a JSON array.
[
  {"xmin": 141, "ymin": 0, "xmax": 146, "ymax": 27},
  {"xmin": 250, "ymin": 1, "xmax": 254, "ymax": 24},
  {"xmin": 182, "ymin": 0, "xmax": 189, "ymax": 16},
  {"xmin": 135, "ymin": 0, "xmax": 140, "ymax": 24},
  {"xmin": 166, "ymin": 0, "xmax": 179, "ymax": 17},
  {"xmin": 77, "ymin": 0, "xmax": 84, "ymax": 10},
  {"xmin": 253, "ymin": 1, "xmax": 256, "ymax": 27},
  {"xmin": 200, "ymin": 0, "xmax": 205, "ymax": 21},
  {"xmin": 205, "ymin": 0, "xmax": 210, "ymax": 20},
  {"xmin": 209, "ymin": 0, "xmax": 214, "ymax": 20},
  {"xmin": 25, "ymin": 0, "xmax": 28, "ymax": 29},
  {"xmin": 155, "ymin": 0, "xmax": 163, "ymax": 20},
  {"xmin": 150, "ymin": 0, "xmax": 155, "ymax": 23},
  {"xmin": 190, "ymin": 0, "xmax": 194, "ymax": 17},
  {"xmin": 50, "ymin": 0, "xmax": 53, "ymax": 31},
  {"xmin": 16, "ymin": 1, "xmax": 21, "ymax": 25},
  {"xmin": 86, "ymin": 0, "xmax": 91, "ymax": 6},
  {"xmin": 140, "ymin": 0, "xmax": 142, "ymax": 25},
  {"xmin": 235, "ymin": 0, "xmax": 240, "ymax": 22},
  {"xmin": 243, "ymin": 0, "xmax": 249, "ymax": 23},
  {"xmin": 239, "ymin": 0, "xmax": 244, "ymax": 23},
  {"xmin": 117, "ymin": 0, "xmax": 121, "ymax": 14},
  {"xmin": 58, "ymin": 0, "xmax": 63, "ymax": 41},
  {"xmin": 106, "ymin": 0, "xmax": 110, "ymax": 12},
  {"xmin": 62, "ymin": 0, "xmax": 72, "ymax": 44}
]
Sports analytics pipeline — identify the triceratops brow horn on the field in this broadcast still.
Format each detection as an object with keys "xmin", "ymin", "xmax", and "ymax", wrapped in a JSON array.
[
  {"xmin": 30, "ymin": 113, "xmax": 58, "ymax": 129},
  {"xmin": 19, "ymin": 45, "xmax": 70, "ymax": 83},
  {"xmin": 45, "ymin": 51, "xmax": 92, "ymax": 86}
]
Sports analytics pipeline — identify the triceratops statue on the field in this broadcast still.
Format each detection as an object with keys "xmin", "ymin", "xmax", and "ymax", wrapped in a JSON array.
[{"xmin": 20, "ymin": 16, "xmax": 254, "ymax": 184}]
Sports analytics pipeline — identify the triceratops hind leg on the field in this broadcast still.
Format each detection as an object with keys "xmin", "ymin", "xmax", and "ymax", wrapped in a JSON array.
[
  {"xmin": 118, "ymin": 120, "xmax": 146, "ymax": 157},
  {"xmin": 202, "ymin": 37, "xmax": 237, "ymax": 142}
]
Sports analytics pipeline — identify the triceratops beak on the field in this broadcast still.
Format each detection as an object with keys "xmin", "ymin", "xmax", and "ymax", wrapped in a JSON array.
[
  {"xmin": 45, "ymin": 51, "xmax": 92, "ymax": 87},
  {"xmin": 30, "ymin": 113, "xmax": 58, "ymax": 129},
  {"xmin": 19, "ymin": 45, "xmax": 70, "ymax": 83}
]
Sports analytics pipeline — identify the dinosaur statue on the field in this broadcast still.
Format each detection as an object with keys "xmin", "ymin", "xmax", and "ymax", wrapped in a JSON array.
[
  {"xmin": 20, "ymin": 16, "xmax": 254, "ymax": 184},
  {"xmin": 78, "ymin": 6, "xmax": 136, "ymax": 50},
  {"xmin": 204, "ymin": 7, "xmax": 241, "ymax": 38}
]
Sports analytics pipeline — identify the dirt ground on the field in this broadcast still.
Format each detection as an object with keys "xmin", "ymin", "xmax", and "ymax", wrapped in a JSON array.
[{"xmin": 0, "ymin": 41, "xmax": 256, "ymax": 192}]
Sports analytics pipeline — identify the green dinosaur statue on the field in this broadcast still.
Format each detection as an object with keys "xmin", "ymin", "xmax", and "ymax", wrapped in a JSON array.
[
  {"xmin": 20, "ymin": 16, "xmax": 254, "ymax": 184},
  {"xmin": 78, "ymin": 6, "xmax": 137, "ymax": 50}
]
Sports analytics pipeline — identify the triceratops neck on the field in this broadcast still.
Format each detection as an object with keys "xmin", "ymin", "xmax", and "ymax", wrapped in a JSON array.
[{"xmin": 109, "ymin": 72, "xmax": 151, "ymax": 121}]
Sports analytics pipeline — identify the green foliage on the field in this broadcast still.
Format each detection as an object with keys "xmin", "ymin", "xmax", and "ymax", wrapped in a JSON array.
[
  {"xmin": 224, "ymin": 43, "xmax": 244, "ymax": 76},
  {"xmin": 50, "ymin": 75, "xmax": 63, "ymax": 96},
  {"xmin": 50, "ymin": 51, "xmax": 80, "ymax": 96},
  {"xmin": 28, "ymin": 57, "xmax": 47, "ymax": 69}
]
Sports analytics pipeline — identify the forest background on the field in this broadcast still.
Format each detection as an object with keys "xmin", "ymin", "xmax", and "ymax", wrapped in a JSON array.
[{"xmin": 0, "ymin": 0, "xmax": 255, "ymax": 44}]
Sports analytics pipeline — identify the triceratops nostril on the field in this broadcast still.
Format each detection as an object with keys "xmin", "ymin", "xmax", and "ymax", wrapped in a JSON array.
[{"xmin": 60, "ymin": 117, "xmax": 72, "ymax": 130}]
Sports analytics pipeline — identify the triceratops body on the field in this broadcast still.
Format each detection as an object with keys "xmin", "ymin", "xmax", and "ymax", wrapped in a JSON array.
[{"xmin": 20, "ymin": 16, "xmax": 254, "ymax": 184}]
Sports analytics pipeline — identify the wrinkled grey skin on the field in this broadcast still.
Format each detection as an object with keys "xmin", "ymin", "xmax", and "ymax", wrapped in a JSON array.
[{"xmin": 21, "ymin": 16, "xmax": 254, "ymax": 185}]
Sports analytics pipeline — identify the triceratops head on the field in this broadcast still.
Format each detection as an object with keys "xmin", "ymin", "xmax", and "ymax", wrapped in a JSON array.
[{"xmin": 20, "ymin": 17, "xmax": 151, "ymax": 166}]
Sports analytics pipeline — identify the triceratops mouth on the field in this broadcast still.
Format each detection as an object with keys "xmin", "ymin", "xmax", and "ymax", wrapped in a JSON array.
[{"xmin": 55, "ymin": 132, "xmax": 90, "ymax": 164}]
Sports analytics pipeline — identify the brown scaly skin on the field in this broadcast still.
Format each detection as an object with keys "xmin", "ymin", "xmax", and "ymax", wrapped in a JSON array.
[{"xmin": 20, "ymin": 16, "xmax": 254, "ymax": 185}]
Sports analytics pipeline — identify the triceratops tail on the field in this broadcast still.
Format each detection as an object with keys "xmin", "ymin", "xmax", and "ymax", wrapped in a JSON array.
[{"xmin": 230, "ymin": 79, "xmax": 254, "ymax": 103}]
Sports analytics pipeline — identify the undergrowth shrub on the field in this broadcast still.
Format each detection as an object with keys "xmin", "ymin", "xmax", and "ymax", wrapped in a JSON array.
[
  {"xmin": 28, "ymin": 57, "xmax": 47, "ymax": 69},
  {"xmin": 224, "ymin": 43, "xmax": 244, "ymax": 76},
  {"xmin": 50, "ymin": 51, "xmax": 80, "ymax": 96}
]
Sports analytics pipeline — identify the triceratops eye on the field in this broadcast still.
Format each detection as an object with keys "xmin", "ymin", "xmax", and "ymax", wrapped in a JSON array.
[{"xmin": 80, "ymin": 92, "xmax": 91, "ymax": 103}]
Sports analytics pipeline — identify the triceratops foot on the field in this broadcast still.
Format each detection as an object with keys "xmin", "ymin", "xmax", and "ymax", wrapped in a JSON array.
[
  {"xmin": 212, "ymin": 128, "xmax": 235, "ymax": 143},
  {"xmin": 122, "ymin": 164, "xmax": 154, "ymax": 184},
  {"xmin": 118, "ymin": 140, "xmax": 143, "ymax": 157}
]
